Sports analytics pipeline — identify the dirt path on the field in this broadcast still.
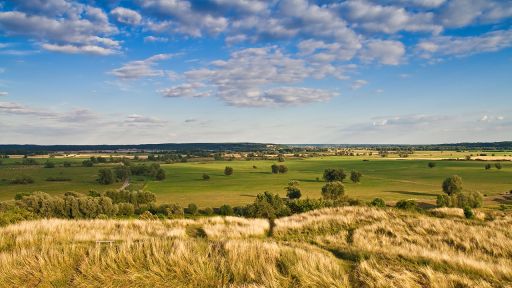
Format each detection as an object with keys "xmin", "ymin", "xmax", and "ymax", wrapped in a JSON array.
[{"xmin": 119, "ymin": 178, "xmax": 130, "ymax": 190}]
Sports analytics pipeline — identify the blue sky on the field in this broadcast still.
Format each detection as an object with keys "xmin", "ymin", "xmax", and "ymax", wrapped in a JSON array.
[{"xmin": 0, "ymin": 0, "xmax": 511, "ymax": 144}]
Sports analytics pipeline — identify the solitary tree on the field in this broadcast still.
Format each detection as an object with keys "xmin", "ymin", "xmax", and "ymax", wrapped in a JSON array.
[
  {"xmin": 285, "ymin": 180, "xmax": 302, "ymax": 199},
  {"xmin": 278, "ymin": 165, "xmax": 288, "ymax": 174},
  {"xmin": 97, "ymin": 169, "xmax": 114, "ymax": 185},
  {"xmin": 44, "ymin": 161, "xmax": 55, "ymax": 168},
  {"xmin": 323, "ymin": 168, "xmax": 346, "ymax": 182},
  {"xmin": 202, "ymin": 173, "xmax": 210, "ymax": 180},
  {"xmin": 442, "ymin": 175, "xmax": 463, "ymax": 196},
  {"xmin": 155, "ymin": 168, "xmax": 166, "ymax": 180},
  {"xmin": 495, "ymin": 163, "xmax": 502, "ymax": 170},
  {"xmin": 271, "ymin": 164, "xmax": 279, "ymax": 174},
  {"xmin": 224, "ymin": 166, "xmax": 234, "ymax": 176},
  {"xmin": 277, "ymin": 154, "xmax": 285, "ymax": 162},
  {"xmin": 428, "ymin": 162, "xmax": 436, "ymax": 168},
  {"xmin": 350, "ymin": 171, "xmax": 362, "ymax": 183},
  {"xmin": 321, "ymin": 181, "xmax": 345, "ymax": 200},
  {"xmin": 485, "ymin": 164, "xmax": 492, "ymax": 170}
]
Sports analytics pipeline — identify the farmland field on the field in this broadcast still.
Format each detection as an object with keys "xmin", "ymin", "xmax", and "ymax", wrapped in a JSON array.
[{"xmin": 1, "ymin": 155, "xmax": 510, "ymax": 208}]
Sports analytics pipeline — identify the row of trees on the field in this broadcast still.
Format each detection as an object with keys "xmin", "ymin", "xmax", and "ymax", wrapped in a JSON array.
[
  {"xmin": 97, "ymin": 163, "xmax": 166, "ymax": 185},
  {"xmin": 323, "ymin": 168, "xmax": 362, "ymax": 183}
]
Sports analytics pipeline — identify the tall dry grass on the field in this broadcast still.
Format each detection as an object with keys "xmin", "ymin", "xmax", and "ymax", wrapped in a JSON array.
[{"xmin": 0, "ymin": 207, "xmax": 511, "ymax": 287}]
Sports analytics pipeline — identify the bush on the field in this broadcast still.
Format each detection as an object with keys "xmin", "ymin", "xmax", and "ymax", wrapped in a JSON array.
[
  {"xmin": 442, "ymin": 175, "xmax": 463, "ymax": 195},
  {"xmin": 278, "ymin": 165, "xmax": 288, "ymax": 174},
  {"xmin": 97, "ymin": 169, "xmax": 114, "ymax": 185},
  {"xmin": 113, "ymin": 166, "xmax": 131, "ymax": 181},
  {"xmin": 82, "ymin": 160, "xmax": 94, "ymax": 167},
  {"xmin": 10, "ymin": 176, "xmax": 34, "ymax": 184},
  {"xmin": 350, "ymin": 171, "xmax": 362, "ymax": 183},
  {"xmin": 46, "ymin": 177, "xmax": 72, "ymax": 182},
  {"xmin": 370, "ymin": 198, "xmax": 386, "ymax": 208},
  {"xmin": 202, "ymin": 207, "xmax": 214, "ymax": 216},
  {"xmin": 63, "ymin": 161, "xmax": 72, "ymax": 167},
  {"xmin": 186, "ymin": 203, "xmax": 198, "ymax": 215},
  {"xmin": 21, "ymin": 158, "xmax": 38, "ymax": 165},
  {"xmin": 44, "ymin": 161, "xmax": 55, "ymax": 168},
  {"xmin": 436, "ymin": 194, "xmax": 451, "ymax": 207},
  {"xmin": 495, "ymin": 163, "xmax": 502, "ymax": 170},
  {"xmin": 323, "ymin": 169, "xmax": 346, "ymax": 182},
  {"xmin": 395, "ymin": 199, "xmax": 417, "ymax": 210},
  {"xmin": 219, "ymin": 204, "xmax": 234, "ymax": 216},
  {"xmin": 321, "ymin": 181, "xmax": 345, "ymax": 200},
  {"xmin": 485, "ymin": 164, "xmax": 492, "ymax": 170},
  {"xmin": 117, "ymin": 203, "xmax": 135, "ymax": 217},
  {"xmin": 277, "ymin": 155, "xmax": 285, "ymax": 162},
  {"xmin": 155, "ymin": 168, "xmax": 166, "ymax": 181},
  {"xmin": 224, "ymin": 166, "xmax": 233, "ymax": 176},
  {"xmin": 202, "ymin": 173, "xmax": 210, "ymax": 180},
  {"xmin": 463, "ymin": 206, "xmax": 474, "ymax": 219},
  {"xmin": 271, "ymin": 164, "xmax": 279, "ymax": 174},
  {"xmin": 245, "ymin": 192, "xmax": 291, "ymax": 219},
  {"xmin": 428, "ymin": 162, "xmax": 436, "ymax": 168},
  {"xmin": 139, "ymin": 210, "xmax": 157, "ymax": 220},
  {"xmin": 285, "ymin": 181, "xmax": 301, "ymax": 199},
  {"xmin": 453, "ymin": 191, "xmax": 483, "ymax": 208}
]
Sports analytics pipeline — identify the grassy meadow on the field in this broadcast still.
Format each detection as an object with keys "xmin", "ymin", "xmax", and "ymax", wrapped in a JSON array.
[
  {"xmin": 0, "ymin": 206, "xmax": 511, "ymax": 287},
  {"xmin": 1, "ymin": 154, "xmax": 511, "ymax": 207}
]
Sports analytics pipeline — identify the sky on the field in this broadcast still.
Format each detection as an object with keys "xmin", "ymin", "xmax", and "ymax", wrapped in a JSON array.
[{"xmin": 0, "ymin": 0, "xmax": 511, "ymax": 145}]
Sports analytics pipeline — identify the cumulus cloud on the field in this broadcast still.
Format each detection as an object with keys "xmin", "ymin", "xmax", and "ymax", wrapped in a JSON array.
[
  {"xmin": 171, "ymin": 47, "xmax": 339, "ymax": 107},
  {"xmin": 109, "ymin": 54, "xmax": 172, "ymax": 80},
  {"xmin": 110, "ymin": 7, "xmax": 142, "ymax": 25},
  {"xmin": 159, "ymin": 82, "xmax": 210, "ymax": 98},
  {"xmin": 360, "ymin": 39, "xmax": 405, "ymax": 65},
  {"xmin": 438, "ymin": 0, "xmax": 512, "ymax": 28},
  {"xmin": 0, "ymin": 2, "xmax": 119, "ymax": 55},
  {"xmin": 144, "ymin": 36, "xmax": 168, "ymax": 42},
  {"xmin": 0, "ymin": 101, "xmax": 57, "ymax": 117},
  {"xmin": 417, "ymin": 29, "xmax": 512, "ymax": 58},
  {"xmin": 351, "ymin": 80, "xmax": 368, "ymax": 90},
  {"xmin": 338, "ymin": 0, "xmax": 442, "ymax": 34}
]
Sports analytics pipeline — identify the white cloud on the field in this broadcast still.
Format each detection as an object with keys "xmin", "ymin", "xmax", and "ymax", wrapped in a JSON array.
[
  {"xmin": 0, "ymin": 101, "xmax": 57, "ymax": 117},
  {"xmin": 360, "ymin": 39, "xmax": 405, "ymax": 65},
  {"xmin": 110, "ymin": 7, "xmax": 142, "ymax": 25},
  {"xmin": 338, "ymin": 0, "xmax": 442, "ymax": 34},
  {"xmin": 351, "ymin": 79, "xmax": 368, "ymax": 90},
  {"xmin": 0, "ymin": 3, "xmax": 119, "ymax": 55},
  {"xmin": 438, "ymin": 0, "xmax": 512, "ymax": 28},
  {"xmin": 417, "ymin": 29, "xmax": 512, "ymax": 58},
  {"xmin": 0, "ymin": 92, "xmax": 7, "ymax": 96},
  {"xmin": 109, "ymin": 54, "xmax": 172, "ymax": 80},
  {"xmin": 125, "ymin": 114, "xmax": 166, "ymax": 125},
  {"xmin": 144, "ymin": 36, "xmax": 168, "ymax": 42},
  {"xmin": 159, "ymin": 82, "xmax": 210, "ymax": 98}
]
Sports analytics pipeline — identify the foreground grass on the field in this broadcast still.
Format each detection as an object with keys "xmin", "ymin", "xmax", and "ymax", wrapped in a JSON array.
[{"xmin": 0, "ymin": 206, "xmax": 511, "ymax": 287}]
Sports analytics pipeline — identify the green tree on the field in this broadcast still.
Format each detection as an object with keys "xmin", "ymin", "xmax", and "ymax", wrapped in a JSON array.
[
  {"xmin": 428, "ymin": 162, "xmax": 436, "ymax": 168},
  {"xmin": 350, "ymin": 171, "xmax": 362, "ymax": 183},
  {"xmin": 202, "ymin": 173, "xmax": 210, "ymax": 180},
  {"xmin": 224, "ymin": 166, "xmax": 233, "ymax": 176},
  {"xmin": 321, "ymin": 181, "xmax": 345, "ymax": 200},
  {"xmin": 323, "ymin": 168, "xmax": 346, "ymax": 182},
  {"xmin": 278, "ymin": 165, "xmax": 288, "ymax": 174},
  {"xmin": 219, "ymin": 204, "xmax": 234, "ymax": 216},
  {"xmin": 277, "ymin": 154, "xmax": 285, "ymax": 162},
  {"xmin": 155, "ymin": 168, "xmax": 166, "ymax": 180},
  {"xmin": 44, "ymin": 161, "xmax": 55, "ymax": 168},
  {"xmin": 97, "ymin": 169, "xmax": 114, "ymax": 185},
  {"xmin": 370, "ymin": 198, "xmax": 386, "ymax": 207},
  {"xmin": 285, "ymin": 180, "xmax": 301, "ymax": 199},
  {"xmin": 114, "ymin": 165, "xmax": 131, "ymax": 181},
  {"xmin": 187, "ymin": 203, "xmax": 198, "ymax": 215},
  {"xmin": 271, "ymin": 164, "xmax": 279, "ymax": 174},
  {"xmin": 485, "ymin": 164, "xmax": 492, "ymax": 170},
  {"xmin": 495, "ymin": 163, "xmax": 502, "ymax": 170},
  {"xmin": 442, "ymin": 175, "xmax": 463, "ymax": 196},
  {"xmin": 82, "ymin": 160, "xmax": 94, "ymax": 167}
]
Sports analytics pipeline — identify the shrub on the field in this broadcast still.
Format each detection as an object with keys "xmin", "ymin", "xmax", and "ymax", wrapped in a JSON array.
[
  {"xmin": 442, "ymin": 175, "xmax": 463, "ymax": 195},
  {"xmin": 323, "ymin": 168, "xmax": 346, "ymax": 182},
  {"xmin": 224, "ymin": 166, "xmax": 233, "ymax": 176},
  {"xmin": 271, "ymin": 164, "xmax": 279, "ymax": 174},
  {"xmin": 428, "ymin": 162, "xmax": 436, "ymax": 168},
  {"xmin": 202, "ymin": 207, "xmax": 214, "ymax": 216},
  {"xmin": 219, "ymin": 204, "xmax": 234, "ymax": 216},
  {"xmin": 436, "ymin": 194, "xmax": 451, "ymax": 207},
  {"xmin": 82, "ymin": 160, "xmax": 94, "ymax": 167},
  {"xmin": 10, "ymin": 176, "xmax": 34, "ymax": 184},
  {"xmin": 485, "ymin": 164, "xmax": 492, "ymax": 170},
  {"xmin": 463, "ymin": 206, "xmax": 474, "ymax": 219},
  {"xmin": 370, "ymin": 198, "xmax": 386, "ymax": 208},
  {"xmin": 277, "ymin": 155, "xmax": 285, "ymax": 162},
  {"xmin": 286, "ymin": 198, "xmax": 327, "ymax": 214},
  {"xmin": 63, "ymin": 161, "xmax": 72, "ymax": 167},
  {"xmin": 21, "ymin": 158, "xmax": 38, "ymax": 165},
  {"xmin": 245, "ymin": 191, "xmax": 291, "ymax": 219},
  {"xmin": 453, "ymin": 191, "xmax": 483, "ymax": 208},
  {"xmin": 278, "ymin": 165, "xmax": 288, "ymax": 174},
  {"xmin": 139, "ymin": 211, "xmax": 157, "ymax": 220},
  {"xmin": 285, "ymin": 181, "xmax": 301, "ymax": 199},
  {"xmin": 117, "ymin": 203, "xmax": 135, "ymax": 216},
  {"xmin": 321, "ymin": 181, "xmax": 345, "ymax": 200},
  {"xmin": 186, "ymin": 203, "xmax": 198, "ymax": 215},
  {"xmin": 395, "ymin": 199, "xmax": 418, "ymax": 210},
  {"xmin": 44, "ymin": 161, "xmax": 55, "ymax": 168},
  {"xmin": 46, "ymin": 177, "xmax": 72, "ymax": 182},
  {"xmin": 252, "ymin": 165, "xmax": 257, "ymax": 169},
  {"xmin": 495, "ymin": 163, "xmax": 502, "ymax": 170},
  {"xmin": 113, "ymin": 166, "xmax": 131, "ymax": 181},
  {"xmin": 155, "ymin": 168, "xmax": 166, "ymax": 180},
  {"xmin": 202, "ymin": 173, "xmax": 210, "ymax": 180},
  {"xmin": 350, "ymin": 171, "xmax": 362, "ymax": 183},
  {"xmin": 97, "ymin": 169, "xmax": 114, "ymax": 185}
]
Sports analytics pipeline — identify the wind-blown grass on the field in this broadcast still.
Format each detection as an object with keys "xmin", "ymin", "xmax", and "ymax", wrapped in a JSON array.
[{"xmin": 0, "ymin": 207, "xmax": 510, "ymax": 287}]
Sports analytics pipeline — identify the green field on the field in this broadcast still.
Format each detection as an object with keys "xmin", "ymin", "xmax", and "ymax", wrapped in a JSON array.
[{"xmin": 0, "ymin": 156, "xmax": 511, "ymax": 207}]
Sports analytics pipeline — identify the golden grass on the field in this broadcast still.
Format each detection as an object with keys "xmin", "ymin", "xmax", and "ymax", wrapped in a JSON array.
[{"xmin": 0, "ymin": 207, "xmax": 511, "ymax": 287}]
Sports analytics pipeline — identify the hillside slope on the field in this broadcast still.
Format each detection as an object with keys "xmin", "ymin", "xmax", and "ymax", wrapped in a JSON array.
[{"xmin": 0, "ymin": 207, "xmax": 511, "ymax": 287}]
